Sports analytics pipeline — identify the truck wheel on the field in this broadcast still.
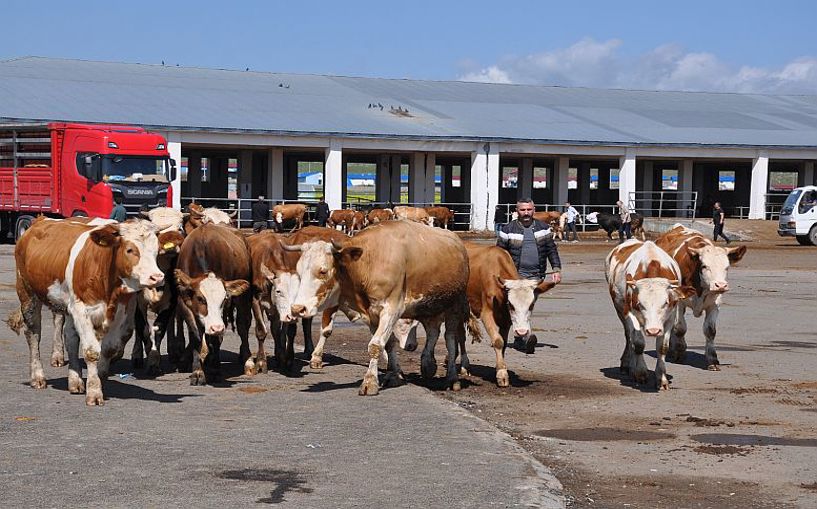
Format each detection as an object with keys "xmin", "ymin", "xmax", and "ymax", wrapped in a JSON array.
[
  {"xmin": 15, "ymin": 216, "xmax": 34, "ymax": 243},
  {"xmin": 71, "ymin": 211, "xmax": 88, "ymax": 217}
]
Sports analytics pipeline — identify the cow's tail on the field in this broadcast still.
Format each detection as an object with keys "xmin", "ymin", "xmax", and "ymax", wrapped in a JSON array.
[
  {"xmin": 466, "ymin": 310, "xmax": 482, "ymax": 344},
  {"xmin": 5, "ymin": 308, "xmax": 23, "ymax": 335}
]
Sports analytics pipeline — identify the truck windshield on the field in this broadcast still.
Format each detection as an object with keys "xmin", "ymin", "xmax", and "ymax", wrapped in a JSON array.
[
  {"xmin": 102, "ymin": 156, "xmax": 169, "ymax": 183},
  {"xmin": 780, "ymin": 189, "xmax": 802, "ymax": 215}
]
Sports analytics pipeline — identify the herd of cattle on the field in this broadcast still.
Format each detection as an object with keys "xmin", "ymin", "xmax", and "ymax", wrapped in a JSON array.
[
  {"xmin": 5, "ymin": 203, "xmax": 745, "ymax": 406},
  {"xmin": 266, "ymin": 203, "xmax": 457, "ymax": 235}
]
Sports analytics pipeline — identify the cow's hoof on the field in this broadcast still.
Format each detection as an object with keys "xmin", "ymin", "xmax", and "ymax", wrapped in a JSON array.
[
  {"xmin": 132, "ymin": 357, "xmax": 145, "ymax": 370},
  {"xmin": 403, "ymin": 342, "xmax": 417, "ymax": 352},
  {"xmin": 244, "ymin": 365, "xmax": 257, "ymax": 377},
  {"xmin": 633, "ymin": 370, "xmax": 649, "ymax": 385},
  {"xmin": 146, "ymin": 363, "xmax": 162, "ymax": 377},
  {"xmin": 309, "ymin": 357, "xmax": 324, "ymax": 370},
  {"xmin": 255, "ymin": 358, "xmax": 268, "ymax": 374},
  {"xmin": 30, "ymin": 377, "xmax": 46, "ymax": 389},
  {"xmin": 68, "ymin": 377, "xmax": 85, "ymax": 394},
  {"xmin": 619, "ymin": 365, "xmax": 630, "ymax": 375},
  {"xmin": 667, "ymin": 350, "xmax": 686, "ymax": 363},
  {"xmin": 450, "ymin": 380, "xmax": 462, "ymax": 392},
  {"xmin": 190, "ymin": 370, "xmax": 207, "ymax": 386},
  {"xmin": 359, "ymin": 376, "xmax": 379, "ymax": 396},
  {"xmin": 459, "ymin": 366, "xmax": 471, "ymax": 377},
  {"xmin": 496, "ymin": 369, "xmax": 510, "ymax": 388},
  {"xmin": 85, "ymin": 390, "xmax": 104, "ymax": 406},
  {"xmin": 50, "ymin": 356, "xmax": 66, "ymax": 368},
  {"xmin": 707, "ymin": 363, "xmax": 721, "ymax": 371},
  {"xmin": 420, "ymin": 355, "xmax": 437, "ymax": 379},
  {"xmin": 381, "ymin": 371, "xmax": 404, "ymax": 388},
  {"xmin": 658, "ymin": 379, "xmax": 670, "ymax": 391}
]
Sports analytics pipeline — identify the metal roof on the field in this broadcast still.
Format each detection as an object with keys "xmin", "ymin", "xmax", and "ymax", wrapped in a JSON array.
[{"xmin": 2, "ymin": 56, "xmax": 817, "ymax": 148}]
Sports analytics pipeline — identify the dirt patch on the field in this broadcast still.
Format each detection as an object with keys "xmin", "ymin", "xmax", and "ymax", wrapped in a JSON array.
[
  {"xmin": 729, "ymin": 387, "xmax": 779, "ymax": 395},
  {"xmin": 792, "ymin": 381, "xmax": 817, "ymax": 390},
  {"xmin": 686, "ymin": 416, "xmax": 736, "ymax": 427},
  {"xmin": 776, "ymin": 397, "xmax": 813, "ymax": 407},
  {"xmin": 693, "ymin": 444, "xmax": 752, "ymax": 456},
  {"xmin": 692, "ymin": 433, "xmax": 817, "ymax": 448},
  {"xmin": 237, "ymin": 386, "xmax": 269, "ymax": 394},
  {"xmin": 801, "ymin": 482, "xmax": 817, "ymax": 492},
  {"xmin": 535, "ymin": 427, "xmax": 674, "ymax": 442}
]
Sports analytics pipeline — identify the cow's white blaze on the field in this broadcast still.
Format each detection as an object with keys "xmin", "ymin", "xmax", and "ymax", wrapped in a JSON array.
[
  {"xmin": 690, "ymin": 244, "xmax": 732, "ymax": 293},
  {"xmin": 628, "ymin": 278, "xmax": 678, "ymax": 336},
  {"xmin": 291, "ymin": 241, "xmax": 340, "ymax": 318},
  {"xmin": 503, "ymin": 279, "xmax": 540, "ymax": 337},
  {"xmin": 198, "ymin": 273, "xmax": 229, "ymax": 334},
  {"xmin": 118, "ymin": 220, "xmax": 164, "ymax": 290},
  {"xmin": 263, "ymin": 267, "xmax": 299, "ymax": 322}
]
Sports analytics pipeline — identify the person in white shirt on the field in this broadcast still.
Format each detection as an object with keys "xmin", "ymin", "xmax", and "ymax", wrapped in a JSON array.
[{"xmin": 564, "ymin": 201, "xmax": 580, "ymax": 242}]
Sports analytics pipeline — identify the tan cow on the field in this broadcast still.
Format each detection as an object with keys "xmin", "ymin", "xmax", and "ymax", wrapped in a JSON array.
[
  {"xmin": 272, "ymin": 203, "xmax": 307, "ymax": 232},
  {"xmin": 655, "ymin": 224, "xmax": 747, "ymax": 370},
  {"xmin": 351, "ymin": 210, "xmax": 366, "ymax": 235},
  {"xmin": 288, "ymin": 221, "xmax": 476, "ymax": 395},
  {"xmin": 140, "ymin": 206, "xmax": 186, "ymax": 233},
  {"xmin": 394, "ymin": 205, "xmax": 434, "ymax": 226},
  {"xmin": 533, "ymin": 210, "xmax": 563, "ymax": 238},
  {"xmin": 463, "ymin": 242, "xmax": 556, "ymax": 387},
  {"xmin": 327, "ymin": 209, "xmax": 357, "ymax": 235},
  {"xmin": 425, "ymin": 206, "xmax": 456, "ymax": 229},
  {"xmin": 605, "ymin": 240, "xmax": 696, "ymax": 390},
  {"xmin": 184, "ymin": 203, "xmax": 236, "ymax": 234},
  {"xmin": 8, "ymin": 218, "xmax": 164, "ymax": 405},
  {"xmin": 367, "ymin": 208, "xmax": 394, "ymax": 225}
]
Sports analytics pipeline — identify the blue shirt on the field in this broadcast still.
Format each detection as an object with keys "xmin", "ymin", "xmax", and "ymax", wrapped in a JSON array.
[{"xmin": 109, "ymin": 204, "xmax": 127, "ymax": 222}]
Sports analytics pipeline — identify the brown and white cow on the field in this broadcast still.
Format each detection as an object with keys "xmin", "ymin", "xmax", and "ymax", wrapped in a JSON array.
[
  {"xmin": 272, "ymin": 203, "xmax": 307, "ymax": 232},
  {"xmin": 350, "ymin": 210, "xmax": 366, "ymax": 235},
  {"xmin": 288, "ymin": 220, "xmax": 475, "ymax": 395},
  {"xmin": 655, "ymin": 224, "xmax": 747, "ymax": 370},
  {"xmin": 175, "ymin": 223, "xmax": 251, "ymax": 385},
  {"xmin": 184, "ymin": 203, "xmax": 236, "ymax": 234},
  {"xmin": 394, "ymin": 205, "xmax": 434, "ymax": 226},
  {"xmin": 605, "ymin": 240, "xmax": 696, "ymax": 390},
  {"xmin": 8, "ymin": 218, "xmax": 164, "ymax": 405},
  {"xmin": 140, "ymin": 206, "xmax": 187, "ymax": 233},
  {"xmin": 327, "ymin": 209, "xmax": 358, "ymax": 235},
  {"xmin": 425, "ymin": 206, "xmax": 456, "ymax": 229},
  {"xmin": 463, "ymin": 242, "xmax": 556, "ymax": 387},
  {"xmin": 366, "ymin": 208, "xmax": 394, "ymax": 225}
]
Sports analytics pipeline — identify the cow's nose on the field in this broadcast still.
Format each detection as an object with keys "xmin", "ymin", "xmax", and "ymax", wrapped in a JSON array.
[
  {"xmin": 148, "ymin": 272, "xmax": 165, "ymax": 286},
  {"xmin": 208, "ymin": 323, "xmax": 224, "ymax": 335},
  {"xmin": 514, "ymin": 328, "xmax": 529, "ymax": 337},
  {"xmin": 645, "ymin": 327, "xmax": 663, "ymax": 337},
  {"xmin": 291, "ymin": 304, "xmax": 306, "ymax": 317},
  {"xmin": 713, "ymin": 281, "xmax": 729, "ymax": 292}
]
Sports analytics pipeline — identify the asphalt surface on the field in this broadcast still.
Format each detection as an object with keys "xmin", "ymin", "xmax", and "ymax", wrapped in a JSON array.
[{"xmin": 0, "ymin": 245, "xmax": 563, "ymax": 508}]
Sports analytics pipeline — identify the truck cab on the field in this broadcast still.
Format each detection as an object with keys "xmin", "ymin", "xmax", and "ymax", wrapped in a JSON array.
[{"xmin": 778, "ymin": 185, "xmax": 817, "ymax": 246}]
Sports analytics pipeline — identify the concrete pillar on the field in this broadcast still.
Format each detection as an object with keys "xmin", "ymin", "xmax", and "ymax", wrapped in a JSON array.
[
  {"xmin": 239, "ymin": 150, "xmax": 253, "ymax": 199},
  {"xmin": 409, "ymin": 152, "xmax": 426, "ymax": 204},
  {"xmin": 324, "ymin": 140, "xmax": 343, "ymax": 211},
  {"xmin": 519, "ymin": 158, "xmax": 533, "ymax": 200},
  {"xmin": 391, "ymin": 155, "xmax": 403, "ymax": 204},
  {"xmin": 803, "ymin": 161, "xmax": 814, "ymax": 187},
  {"xmin": 641, "ymin": 161, "xmax": 654, "ymax": 216},
  {"xmin": 749, "ymin": 152, "xmax": 769, "ymax": 219},
  {"xmin": 470, "ymin": 143, "xmax": 499, "ymax": 230},
  {"xmin": 424, "ymin": 153, "xmax": 436, "ymax": 204},
  {"xmin": 167, "ymin": 141, "xmax": 182, "ymax": 209},
  {"xmin": 376, "ymin": 154, "xmax": 390, "ymax": 203},
  {"xmin": 677, "ymin": 159, "xmax": 693, "ymax": 217},
  {"xmin": 553, "ymin": 157, "xmax": 570, "ymax": 206},
  {"xmin": 578, "ymin": 162, "xmax": 591, "ymax": 205},
  {"xmin": 187, "ymin": 152, "xmax": 202, "ymax": 199},
  {"xmin": 618, "ymin": 149, "xmax": 637, "ymax": 206},
  {"xmin": 267, "ymin": 148, "xmax": 284, "ymax": 200}
]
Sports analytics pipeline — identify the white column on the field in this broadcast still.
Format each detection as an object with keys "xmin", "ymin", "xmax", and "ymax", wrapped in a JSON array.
[
  {"xmin": 167, "ymin": 141, "xmax": 182, "ymax": 209},
  {"xmin": 618, "ymin": 149, "xmax": 637, "ymax": 206},
  {"xmin": 267, "ymin": 148, "xmax": 284, "ymax": 200},
  {"xmin": 470, "ymin": 146, "xmax": 488, "ymax": 230},
  {"xmin": 484, "ymin": 143, "xmax": 500, "ymax": 230},
  {"xmin": 749, "ymin": 152, "xmax": 769, "ymax": 219},
  {"xmin": 554, "ymin": 157, "xmax": 570, "ymax": 206},
  {"xmin": 324, "ymin": 140, "xmax": 343, "ymax": 210},
  {"xmin": 409, "ymin": 152, "xmax": 426, "ymax": 204},
  {"xmin": 804, "ymin": 161, "xmax": 815, "ymax": 187},
  {"xmin": 424, "ymin": 153, "xmax": 436, "ymax": 204},
  {"xmin": 390, "ymin": 155, "xmax": 402, "ymax": 204},
  {"xmin": 519, "ymin": 158, "xmax": 533, "ymax": 199}
]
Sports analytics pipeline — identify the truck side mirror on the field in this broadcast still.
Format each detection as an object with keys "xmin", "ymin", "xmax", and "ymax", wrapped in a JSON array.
[
  {"xmin": 169, "ymin": 158, "xmax": 177, "ymax": 181},
  {"xmin": 84, "ymin": 156, "xmax": 102, "ymax": 182}
]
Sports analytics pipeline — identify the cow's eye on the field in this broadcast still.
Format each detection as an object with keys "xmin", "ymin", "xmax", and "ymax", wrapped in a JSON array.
[
  {"xmin": 319, "ymin": 268, "xmax": 328, "ymax": 277},
  {"xmin": 126, "ymin": 248, "xmax": 135, "ymax": 255},
  {"xmin": 197, "ymin": 296, "xmax": 206, "ymax": 304}
]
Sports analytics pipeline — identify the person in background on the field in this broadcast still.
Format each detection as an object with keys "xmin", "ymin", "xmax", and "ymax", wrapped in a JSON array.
[
  {"xmin": 616, "ymin": 200, "xmax": 632, "ymax": 243},
  {"xmin": 109, "ymin": 193, "xmax": 127, "ymax": 222},
  {"xmin": 564, "ymin": 201, "xmax": 580, "ymax": 242},
  {"xmin": 496, "ymin": 197, "xmax": 562, "ymax": 354},
  {"xmin": 712, "ymin": 201, "xmax": 731, "ymax": 244},
  {"xmin": 494, "ymin": 204, "xmax": 507, "ymax": 236},
  {"xmin": 315, "ymin": 197, "xmax": 330, "ymax": 227},
  {"xmin": 251, "ymin": 194, "xmax": 270, "ymax": 232}
]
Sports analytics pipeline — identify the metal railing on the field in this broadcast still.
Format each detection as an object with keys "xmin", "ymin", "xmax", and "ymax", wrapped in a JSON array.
[
  {"xmin": 340, "ymin": 201, "xmax": 474, "ymax": 231},
  {"xmin": 730, "ymin": 193, "xmax": 790, "ymax": 220},
  {"xmin": 628, "ymin": 191, "xmax": 698, "ymax": 219},
  {"xmin": 495, "ymin": 203, "xmax": 622, "ymax": 232}
]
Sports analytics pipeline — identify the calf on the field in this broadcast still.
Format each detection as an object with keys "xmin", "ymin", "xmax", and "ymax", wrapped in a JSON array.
[
  {"xmin": 184, "ymin": 203, "xmax": 236, "ymax": 234},
  {"xmin": 327, "ymin": 209, "xmax": 357, "ymax": 235},
  {"xmin": 394, "ymin": 205, "xmax": 434, "ymax": 226},
  {"xmin": 175, "ymin": 223, "xmax": 251, "ymax": 385},
  {"xmin": 367, "ymin": 208, "xmax": 394, "ymax": 225},
  {"xmin": 463, "ymin": 242, "xmax": 556, "ymax": 387},
  {"xmin": 605, "ymin": 240, "xmax": 696, "ymax": 390},
  {"xmin": 655, "ymin": 225, "xmax": 747, "ymax": 370},
  {"xmin": 425, "ymin": 206, "xmax": 456, "ymax": 229},
  {"xmin": 8, "ymin": 218, "xmax": 164, "ymax": 405},
  {"xmin": 272, "ymin": 203, "xmax": 307, "ymax": 232}
]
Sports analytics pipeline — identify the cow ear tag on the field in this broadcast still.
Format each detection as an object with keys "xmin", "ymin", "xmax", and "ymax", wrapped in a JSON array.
[{"xmin": 163, "ymin": 242, "xmax": 175, "ymax": 250}]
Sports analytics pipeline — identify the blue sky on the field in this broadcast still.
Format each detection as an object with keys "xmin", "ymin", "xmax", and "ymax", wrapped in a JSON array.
[{"xmin": 3, "ymin": 0, "xmax": 816, "ymax": 93}]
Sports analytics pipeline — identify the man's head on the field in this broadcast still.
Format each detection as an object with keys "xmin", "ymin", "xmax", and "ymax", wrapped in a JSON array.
[
  {"xmin": 714, "ymin": 201, "xmax": 721, "ymax": 210},
  {"xmin": 114, "ymin": 193, "xmax": 124, "ymax": 205},
  {"xmin": 258, "ymin": 194, "xmax": 265, "ymax": 201},
  {"xmin": 616, "ymin": 200, "xmax": 623, "ymax": 207},
  {"xmin": 565, "ymin": 201, "xmax": 571, "ymax": 208},
  {"xmin": 516, "ymin": 198, "xmax": 535, "ymax": 226},
  {"xmin": 319, "ymin": 196, "xmax": 325, "ymax": 203}
]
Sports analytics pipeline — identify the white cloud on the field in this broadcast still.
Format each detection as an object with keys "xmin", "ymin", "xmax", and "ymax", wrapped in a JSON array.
[{"xmin": 458, "ymin": 39, "xmax": 817, "ymax": 94}]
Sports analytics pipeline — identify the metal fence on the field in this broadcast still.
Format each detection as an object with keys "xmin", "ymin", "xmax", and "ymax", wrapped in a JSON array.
[
  {"xmin": 731, "ymin": 193, "xmax": 790, "ymax": 220},
  {"xmin": 495, "ymin": 203, "xmax": 623, "ymax": 232},
  {"xmin": 627, "ymin": 191, "xmax": 698, "ymax": 219}
]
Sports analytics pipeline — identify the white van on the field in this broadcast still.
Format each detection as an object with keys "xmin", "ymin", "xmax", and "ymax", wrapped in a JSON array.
[{"xmin": 778, "ymin": 185, "xmax": 817, "ymax": 245}]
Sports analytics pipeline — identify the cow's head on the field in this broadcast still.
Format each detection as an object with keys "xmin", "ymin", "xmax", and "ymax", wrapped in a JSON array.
[
  {"xmin": 585, "ymin": 212, "xmax": 599, "ymax": 224},
  {"xmin": 175, "ymin": 271, "xmax": 249, "ymax": 335},
  {"xmin": 626, "ymin": 277, "xmax": 696, "ymax": 337},
  {"xmin": 288, "ymin": 240, "xmax": 361, "ymax": 318},
  {"xmin": 499, "ymin": 277, "xmax": 556, "ymax": 338},
  {"xmin": 259, "ymin": 264, "xmax": 300, "ymax": 322},
  {"xmin": 92, "ymin": 220, "xmax": 164, "ymax": 292},
  {"xmin": 687, "ymin": 244, "xmax": 747, "ymax": 293}
]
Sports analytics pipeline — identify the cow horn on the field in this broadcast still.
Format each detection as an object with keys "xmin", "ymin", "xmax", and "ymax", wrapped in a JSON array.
[
  {"xmin": 282, "ymin": 243, "xmax": 303, "ymax": 252},
  {"xmin": 331, "ymin": 239, "xmax": 344, "ymax": 253},
  {"xmin": 138, "ymin": 210, "xmax": 150, "ymax": 219}
]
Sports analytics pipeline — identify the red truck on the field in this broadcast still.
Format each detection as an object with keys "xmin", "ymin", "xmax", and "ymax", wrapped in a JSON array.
[{"xmin": 0, "ymin": 122, "xmax": 176, "ymax": 241}]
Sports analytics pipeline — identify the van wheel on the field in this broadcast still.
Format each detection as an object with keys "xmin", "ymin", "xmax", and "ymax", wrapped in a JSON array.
[
  {"xmin": 15, "ymin": 216, "xmax": 34, "ymax": 243},
  {"xmin": 809, "ymin": 226, "xmax": 817, "ymax": 246}
]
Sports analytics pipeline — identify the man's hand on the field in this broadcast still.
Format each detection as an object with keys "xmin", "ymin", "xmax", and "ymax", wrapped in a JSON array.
[{"xmin": 551, "ymin": 272, "xmax": 562, "ymax": 284}]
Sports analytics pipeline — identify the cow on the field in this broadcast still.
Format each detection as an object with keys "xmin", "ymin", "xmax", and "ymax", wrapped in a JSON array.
[
  {"xmin": 605, "ymin": 240, "xmax": 696, "ymax": 390},
  {"xmin": 327, "ymin": 209, "xmax": 358, "ymax": 235},
  {"xmin": 139, "ymin": 206, "xmax": 186, "ymax": 233},
  {"xmin": 394, "ymin": 205, "xmax": 434, "ymax": 226},
  {"xmin": 586, "ymin": 212, "xmax": 646, "ymax": 241},
  {"xmin": 184, "ymin": 203, "xmax": 236, "ymax": 234},
  {"xmin": 7, "ymin": 217, "xmax": 164, "ymax": 405},
  {"xmin": 272, "ymin": 203, "xmax": 307, "ymax": 232},
  {"xmin": 425, "ymin": 206, "xmax": 456, "ymax": 229},
  {"xmin": 462, "ymin": 242, "xmax": 556, "ymax": 387},
  {"xmin": 288, "ymin": 220, "xmax": 476, "ymax": 395},
  {"xmin": 367, "ymin": 208, "xmax": 394, "ymax": 225},
  {"xmin": 350, "ymin": 210, "xmax": 366, "ymax": 235},
  {"xmin": 654, "ymin": 224, "xmax": 747, "ymax": 370},
  {"xmin": 130, "ymin": 229, "xmax": 186, "ymax": 375},
  {"xmin": 533, "ymin": 211, "xmax": 563, "ymax": 238},
  {"xmin": 175, "ymin": 223, "xmax": 252, "ymax": 385}
]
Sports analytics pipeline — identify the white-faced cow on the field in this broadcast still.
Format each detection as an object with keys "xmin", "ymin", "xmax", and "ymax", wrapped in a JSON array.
[
  {"xmin": 288, "ymin": 220, "xmax": 475, "ymax": 395},
  {"xmin": 8, "ymin": 217, "xmax": 164, "ymax": 405},
  {"xmin": 655, "ymin": 224, "xmax": 747, "ymax": 370},
  {"xmin": 605, "ymin": 240, "xmax": 696, "ymax": 390},
  {"xmin": 175, "ymin": 223, "xmax": 251, "ymax": 385}
]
